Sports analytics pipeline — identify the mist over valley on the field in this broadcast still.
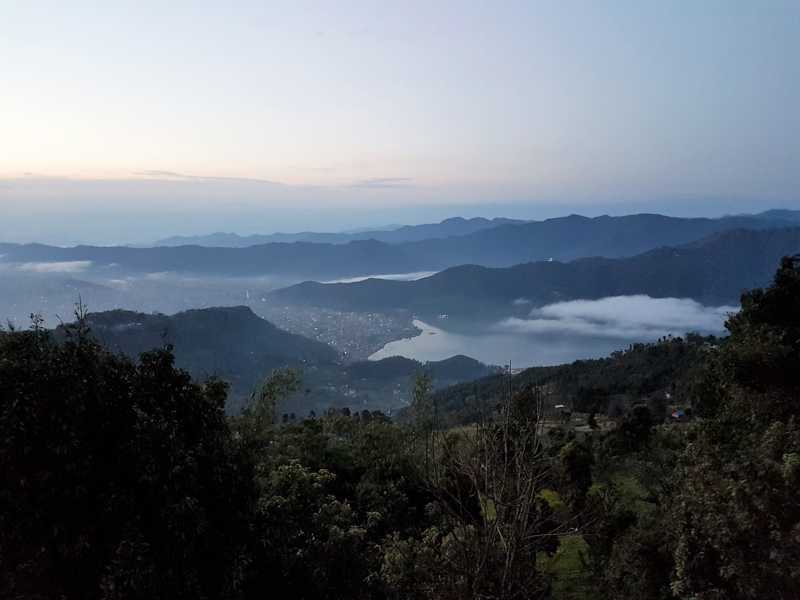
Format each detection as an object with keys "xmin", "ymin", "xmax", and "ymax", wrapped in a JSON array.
[
  {"xmin": 5, "ymin": 4, "xmax": 800, "ymax": 596},
  {"xmin": 1, "ymin": 211, "xmax": 784, "ymax": 396}
]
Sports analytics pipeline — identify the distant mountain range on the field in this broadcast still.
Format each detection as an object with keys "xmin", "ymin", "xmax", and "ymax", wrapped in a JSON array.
[
  {"xmin": 56, "ymin": 306, "xmax": 493, "ymax": 414},
  {"xmin": 154, "ymin": 217, "xmax": 526, "ymax": 246},
  {"xmin": 269, "ymin": 227, "xmax": 800, "ymax": 319},
  {"xmin": 156, "ymin": 210, "xmax": 800, "ymax": 248},
  {"xmin": 3, "ymin": 211, "xmax": 798, "ymax": 279}
]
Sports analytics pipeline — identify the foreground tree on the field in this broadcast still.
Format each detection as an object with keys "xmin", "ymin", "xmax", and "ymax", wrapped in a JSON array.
[
  {"xmin": 382, "ymin": 385, "xmax": 561, "ymax": 599},
  {"xmin": 0, "ymin": 320, "xmax": 251, "ymax": 600},
  {"xmin": 669, "ymin": 256, "xmax": 800, "ymax": 599}
]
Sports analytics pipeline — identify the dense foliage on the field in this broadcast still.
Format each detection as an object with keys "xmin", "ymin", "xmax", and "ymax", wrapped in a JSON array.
[
  {"xmin": 582, "ymin": 256, "xmax": 800, "ymax": 600},
  {"xmin": 431, "ymin": 332, "xmax": 717, "ymax": 427},
  {"xmin": 0, "ymin": 320, "xmax": 251, "ymax": 599},
  {"xmin": 2, "ymin": 256, "xmax": 799, "ymax": 599}
]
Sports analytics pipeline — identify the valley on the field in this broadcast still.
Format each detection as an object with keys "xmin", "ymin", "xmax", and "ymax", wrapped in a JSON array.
[
  {"xmin": 4, "ymin": 212, "xmax": 798, "ymax": 415},
  {"xmin": 6, "ymin": 7, "xmax": 799, "ymax": 597}
]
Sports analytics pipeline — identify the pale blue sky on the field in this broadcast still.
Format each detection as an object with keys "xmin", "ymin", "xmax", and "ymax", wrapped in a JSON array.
[{"xmin": 1, "ymin": 0, "xmax": 798, "ymax": 243}]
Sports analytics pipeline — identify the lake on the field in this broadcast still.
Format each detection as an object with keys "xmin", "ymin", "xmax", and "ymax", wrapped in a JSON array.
[
  {"xmin": 369, "ymin": 295, "xmax": 735, "ymax": 367},
  {"xmin": 368, "ymin": 320, "xmax": 640, "ymax": 367}
]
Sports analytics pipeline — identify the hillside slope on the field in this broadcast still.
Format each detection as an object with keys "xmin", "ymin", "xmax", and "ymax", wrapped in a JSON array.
[
  {"xmin": 427, "ymin": 334, "xmax": 717, "ymax": 427},
  {"xmin": 269, "ymin": 227, "xmax": 800, "ymax": 318},
  {"xmin": 56, "ymin": 306, "xmax": 495, "ymax": 415},
  {"xmin": 63, "ymin": 306, "xmax": 340, "ymax": 398}
]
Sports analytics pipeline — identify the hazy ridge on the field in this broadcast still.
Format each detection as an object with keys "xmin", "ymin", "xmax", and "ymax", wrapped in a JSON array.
[{"xmin": 270, "ymin": 227, "xmax": 800, "ymax": 318}]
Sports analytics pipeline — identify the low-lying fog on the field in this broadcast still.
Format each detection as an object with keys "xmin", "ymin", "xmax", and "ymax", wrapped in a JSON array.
[
  {"xmin": 0, "ymin": 263, "xmax": 440, "ymax": 327},
  {"xmin": 370, "ymin": 296, "xmax": 736, "ymax": 367},
  {"xmin": 322, "ymin": 271, "xmax": 438, "ymax": 284},
  {"xmin": 0, "ymin": 261, "xmax": 298, "ymax": 327},
  {"xmin": 1, "ymin": 259, "xmax": 738, "ymax": 372},
  {"xmin": 0, "ymin": 263, "xmax": 417, "ymax": 361}
]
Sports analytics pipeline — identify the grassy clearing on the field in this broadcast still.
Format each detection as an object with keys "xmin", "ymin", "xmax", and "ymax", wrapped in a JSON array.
[
  {"xmin": 538, "ymin": 488, "xmax": 566, "ymax": 515},
  {"xmin": 538, "ymin": 534, "xmax": 592, "ymax": 600},
  {"xmin": 536, "ymin": 490, "xmax": 592, "ymax": 599}
]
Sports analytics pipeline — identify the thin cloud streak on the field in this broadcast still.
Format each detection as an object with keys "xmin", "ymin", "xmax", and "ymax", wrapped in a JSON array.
[
  {"xmin": 349, "ymin": 177, "xmax": 415, "ymax": 189},
  {"xmin": 132, "ymin": 171, "xmax": 283, "ymax": 185}
]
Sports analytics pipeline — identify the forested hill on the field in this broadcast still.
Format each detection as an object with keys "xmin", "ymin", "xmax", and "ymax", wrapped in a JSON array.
[
  {"xmin": 428, "ymin": 334, "xmax": 716, "ymax": 427},
  {"xmin": 51, "ymin": 307, "xmax": 495, "ymax": 416},
  {"xmin": 1, "ymin": 212, "xmax": 795, "ymax": 278},
  {"xmin": 345, "ymin": 354, "xmax": 498, "ymax": 382},
  {"xmin": 270, "ymin": 227, "xmax": 800, "ymax": 318},
  {"xmin": 56, "ymin": 306, "xmax": 341, "ymax": 396}
]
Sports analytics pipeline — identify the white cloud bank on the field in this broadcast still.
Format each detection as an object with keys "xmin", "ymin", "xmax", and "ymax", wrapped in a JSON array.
[
  {"xmin": 323, "ymin": 271, "xmax": 438, "ymax": 284},
  {"xmin": 496, "ymin": 295, "xmax": 737, "ymax": 340},
  {"xmin": 14, "ymin": 261, "xmax": 93, "ymax": 274}
]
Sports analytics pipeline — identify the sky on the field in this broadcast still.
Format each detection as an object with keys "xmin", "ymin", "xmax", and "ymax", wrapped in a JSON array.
[{"xmin": 1, "ymin": 0, "xmax": 799, "ymax": 244}]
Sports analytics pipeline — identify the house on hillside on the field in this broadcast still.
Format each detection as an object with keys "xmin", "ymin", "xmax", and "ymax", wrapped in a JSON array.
[
  {"xmin": 670, "ymin": 407, "xmax": 692, "ymax": 422},
  {"xmin": 554, "ymin": 404, "xmax": 572, "ymax": 423}
]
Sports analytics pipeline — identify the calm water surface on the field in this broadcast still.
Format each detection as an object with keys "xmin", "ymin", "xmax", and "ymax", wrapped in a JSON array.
[{"xmin": 369, "ymin": 320, "xmax": 639, "ymax": 367}]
